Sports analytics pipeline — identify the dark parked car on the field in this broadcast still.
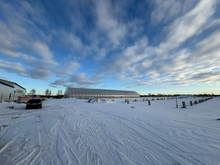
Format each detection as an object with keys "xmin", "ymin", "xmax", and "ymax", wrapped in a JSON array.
[{"xmin": 26, "ymin": 99, "xmax": 42, "ymax": 109}]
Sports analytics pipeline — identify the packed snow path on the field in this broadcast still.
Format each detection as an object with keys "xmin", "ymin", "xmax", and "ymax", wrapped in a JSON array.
[{"xmin": 0, "ymin": 97, "xmax": 220, "ymax": 165}]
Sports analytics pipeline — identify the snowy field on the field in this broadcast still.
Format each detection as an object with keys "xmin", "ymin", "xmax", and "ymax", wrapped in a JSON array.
[{"xmin": 0, "ymin": 97, "xmax": 220, "ymax": 165}]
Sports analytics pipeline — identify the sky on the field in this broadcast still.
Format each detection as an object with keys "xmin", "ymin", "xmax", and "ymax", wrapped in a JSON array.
[{"xmin": 0, "ymin": 0, "xmax": 220, "ymax": 95}]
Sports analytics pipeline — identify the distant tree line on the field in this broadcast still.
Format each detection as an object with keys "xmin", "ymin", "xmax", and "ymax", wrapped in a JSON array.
[
  {"xmin": 45, "ymin": 89, "xmax": 52, "ymax": 97},
  {"xmin": 57, "ymin": 90, "xmax": 63, "ymax": 96},
  {"xmin": 43, "ymin": 89, "xmax": 63, "ymax": 98},
  {"xmin": 30, "ymin": 89, "xmax": 36, "ymax": 95},
  {"xmin": 26, "ymin": 89, "xmax": 36, "ymax": 96},
  {"xmin": 140, "ymin": 93, "xmax": 218, "ymax": 97},
  {"xmin": 26, "ymin": 89, "xmax": 65, "ymax": 98},
  {"xmin": 195, "ymin": 93, "xmax": 216, "ymax": 97},
  {"xmin": 140, "ymin": 93, "xmax": 180, "ymax": 97}
]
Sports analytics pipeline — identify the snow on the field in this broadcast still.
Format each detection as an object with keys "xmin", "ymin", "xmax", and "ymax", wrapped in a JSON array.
[{"xmin": 0, "ymin": 97, "xmax": 220, "ymax": 165}]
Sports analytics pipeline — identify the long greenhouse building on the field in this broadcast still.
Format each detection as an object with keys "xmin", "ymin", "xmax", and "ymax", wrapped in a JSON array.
[{"xmin": 64, "ymin": 87, "xmax": 140, "ymax": 98}]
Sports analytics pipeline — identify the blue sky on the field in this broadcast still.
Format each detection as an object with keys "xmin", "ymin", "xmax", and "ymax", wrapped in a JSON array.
[{"xmin": 0, "ymin": 0, "xmax": 220, "ymax": 95}]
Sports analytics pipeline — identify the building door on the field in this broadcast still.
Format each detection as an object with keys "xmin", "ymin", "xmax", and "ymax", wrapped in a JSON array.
[
  {"xmin": 9, "ymin": 93, "xmax": 11, "ymax": 101},
  {"xmin": 0, "ymin": 92, "xmax": 3, "ymax": 103}
]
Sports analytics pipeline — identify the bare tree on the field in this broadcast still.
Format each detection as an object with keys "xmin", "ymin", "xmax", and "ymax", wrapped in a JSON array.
[
  {"xmin": 45, "ymin": 89, "xmax": 49, "ymax": 96},
  {"xmin": 57, "ymin": 90, "xmax": 63, "ymax": 96},
  {"xmin": 30, "ymin": 89, "xmax": 36, "ymax": 95}
]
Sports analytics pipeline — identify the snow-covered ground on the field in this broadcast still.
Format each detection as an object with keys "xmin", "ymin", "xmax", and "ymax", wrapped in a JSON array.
[{"xmin": 0, "ymin": 97, "xmax": 220, "ymax": 165}]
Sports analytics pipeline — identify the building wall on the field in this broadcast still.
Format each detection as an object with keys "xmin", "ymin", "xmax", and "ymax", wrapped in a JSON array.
[
  {"xmin": 14, "ymin": 84, "xmax": 26, "ymax": 100},
  {"xmin": 0, "ymin": 83, "xmax": 25, "ymax": 102}
]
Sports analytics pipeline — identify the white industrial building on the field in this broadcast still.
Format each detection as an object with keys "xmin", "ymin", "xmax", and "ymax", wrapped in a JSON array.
[
  {"xmin": 0, "ymin": 79, "xmax": 26, "ymax": 102},
  {"xmin": 64, "ymin": 87, "xmax": 140, "ymax": 98}
]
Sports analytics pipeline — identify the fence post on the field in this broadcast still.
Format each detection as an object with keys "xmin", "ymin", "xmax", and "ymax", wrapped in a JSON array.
[
  {"xmin": 182, "ymin": 101, "xmax": 186, "ymax": 108},
  {"xmin": 176, "ymin": 98, "xmax": 178, "ymax": 108}
]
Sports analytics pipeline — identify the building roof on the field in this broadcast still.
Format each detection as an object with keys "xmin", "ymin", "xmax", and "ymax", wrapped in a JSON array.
[
  {"xmin": 0, "ymin": 79, "xmax": 26, "ymax": 90},
  {"xmin": 65, "ymin": 87, "xmax": 140, "ymax": 97}
]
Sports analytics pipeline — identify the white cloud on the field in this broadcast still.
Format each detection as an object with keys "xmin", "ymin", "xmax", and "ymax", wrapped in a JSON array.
[
  {"xmin": 101, "ymin": 0, "xmax": 219, "ymax": 88},
  {"xmin": 31, "ymin": 41, "xmax": 58, "ymax": 66},
  {"xmin": 95, "ymin": 0, "xmax": 127, "ymax": 45},
  {"xmin": 0, "ymin": 59, "xmax": 27, "ymax": 77},
  {"xmin": 27, "ymin": 67, "xmax": 52, "ymax": 80},
  {"xmin": 159, "ymin": 29, "xmax": 220, "ymax": 75},
  {"xmin": 65, "ymin": 61, "xmax": 81, "ymax": 75},
  {"xmin": 0, "ymin": 73, "xmax": 8, "ymax": 80},
  {"xmin": 51, "ymin": 79, "xmax": 68, "ymax": 85},
  {"xmin": 68, "ymin": 73, "xmax": 89, "ymax": 84},
  {"xmin": 0, "ymin": 0, "xmax": 58, "ymax": 80},
  {"xmin": 158, "ymin": 0, "xmax": 216, "ymax": 57},
  {"xmin": 60, "ymin": 31, "xmax": 83, "ymax": 51},
  {"xmin": 0, "ymin": 0, "xmax": 219, "ymax": 90},
  {"xmin": 55, "ymin": 60, "xmax": 81, "ymax": 77},
  {"xmin": 0, "ymin": 49, "xmax": 20, "ymax": 58},
  {"xmin": 106, "ymin": 37, "xmax": 150, "ymax": 73},
  {"xmin": 151, "ymin": 0, "xmax": 199, "ymax": 25},
  {"xmin": 68, "ymin": 73, "xmax": 101, "ymax": 86},
  {"xmin": 21, "ymin": 54, "xmax": 38, "ymax": 63},
  {"xmin": 90, "ymin": 73, "xmax": 103, "ymax": 82},
  {"xmin": 0, "ymin": 20, "xmax": 28, "ymax": 50}
]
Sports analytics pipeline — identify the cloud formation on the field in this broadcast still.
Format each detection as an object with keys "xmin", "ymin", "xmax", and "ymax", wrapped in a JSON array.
[
  {"xmin": 0, "ymin": 0, "xmax": 220, "ymax": 92},
  {"xmin": 0, "ymin": 59, "xmax": 27, "ymax": 77},
  {"xmin": 68, "ymin": 73, "xmax": 101, "ymax": 86}
]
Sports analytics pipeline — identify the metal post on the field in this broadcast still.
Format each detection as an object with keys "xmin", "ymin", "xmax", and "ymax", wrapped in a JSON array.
[
  {"xmin": 176, "ymin": 98, "xmax": 178, "ymax": 108},
  {"xmin": 182, "ymin": 101, "xmax": 186, "ymax": 108}
]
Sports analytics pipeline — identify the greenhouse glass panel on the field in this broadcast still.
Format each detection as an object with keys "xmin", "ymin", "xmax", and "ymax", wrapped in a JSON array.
[{"xmin": 64, "ymin": 87, "xmax": 140, "ymax": 98}]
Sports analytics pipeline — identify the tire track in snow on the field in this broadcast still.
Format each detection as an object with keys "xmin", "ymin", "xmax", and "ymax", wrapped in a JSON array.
[
  {"xmin": 0, "ymin": 114, "xmax": 39, "ymax": 164},
  {"xmin": 88, "ymin": 110, "xmax": 186, "ymax": 164},
  {"xmin": 68, "ymin": 104, "xmax": 164, "ymax": 164},
  {"xmin": 61, "ymin": 105, "xmax": 107, "ymax": 164},
  {"xmin": 70, "ymin": 109, "xmax": 137, "ymax": 164},
  {"xmin": 66, "ymin": 109, "xmax": 103, "ymax": 164},
  {"xmin": 2, "ymin": 99, "xmax": 218, "ymax": 164},
  {"xmin": 0, "ymin": 136, "xmax": 40, "ymax": 165},
  {"xmin": 13, "ymin": 110, "xmax": 66, "ymax": 165},
  {"xmin": 92, "ymin": 110, "xmax": 209, "ymax": 164},
  {"xmin": 0, "ymin": 113, "xmax": 37, "ymax": 141},
  {"xmin": 58, "ymin": 129, "xmax": 80, "ymax": 164},
  {"xmin": 91, "ymin": 113, "xmax": 156, "ymax": 164}
]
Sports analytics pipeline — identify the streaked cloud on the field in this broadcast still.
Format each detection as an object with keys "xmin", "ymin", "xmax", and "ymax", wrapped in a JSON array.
[
  {"xmin": 0, "ymin": 0, "xmax": 219, "ymax": 93},
  {"xmin": 68, "ymin": 73, "xmax": 101, "ymax": 86},
  {"xmin": 0, "ymin": 59, "xmax": 27, "ymax": 77}
]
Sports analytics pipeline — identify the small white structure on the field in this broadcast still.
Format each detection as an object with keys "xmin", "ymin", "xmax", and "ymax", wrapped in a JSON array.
[{"xmin": 0, "ymin": 79, "xmax": 26, "ymax": 102}]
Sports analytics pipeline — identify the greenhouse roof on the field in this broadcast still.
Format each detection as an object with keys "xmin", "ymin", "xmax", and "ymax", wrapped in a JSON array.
[{"xmin": 65, "ymin": 87, "xmax": 140, "ymax": 98}]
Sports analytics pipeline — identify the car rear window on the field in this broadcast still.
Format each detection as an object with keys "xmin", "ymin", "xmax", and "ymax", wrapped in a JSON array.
[{"xmin": 29, "ymin": 99, "xmax": 41, "ymax": 103}]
